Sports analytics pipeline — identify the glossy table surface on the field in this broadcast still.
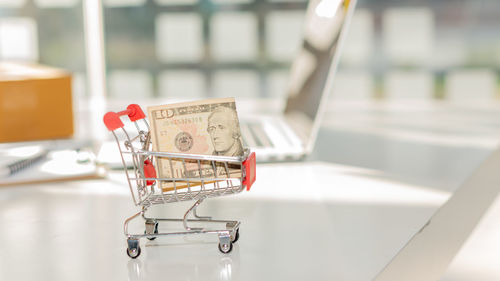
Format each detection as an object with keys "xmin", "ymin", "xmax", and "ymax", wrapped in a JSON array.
[
  {"xmin": 1, "ymin": 100, "xmax": 500, "ymax": 281},
  {"xmin": 0, "ymin": 163, "xmax": 448, "ymax": 281}
]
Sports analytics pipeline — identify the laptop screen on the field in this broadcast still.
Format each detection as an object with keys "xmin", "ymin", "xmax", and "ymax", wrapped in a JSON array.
[{"xmin": 284, "ymin": 0, "xmax": 352, "ymax": 121}]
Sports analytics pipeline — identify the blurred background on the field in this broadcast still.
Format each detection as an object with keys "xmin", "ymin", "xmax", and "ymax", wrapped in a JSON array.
[
  {"xmin": 3, "ymin": 0, "xmax": 500, "ymax": 185},
  {"xmin": 2, "ymin": 1, "xmax": 500, "ymax": 279},
  {"xmin": 2, "ymin": 0, "xmax": 500, "ymax": 189},
  {"xmin": 1, "ymin": 0, "xmax": 499, "ymax": 103}
]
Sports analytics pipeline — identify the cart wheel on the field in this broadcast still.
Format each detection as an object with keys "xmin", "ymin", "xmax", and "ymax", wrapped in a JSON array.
[
  {"xmin": 127, "ymin": 246, "xmax": 141, "ymax": 259},
  {"xmin": 145, "ymin": 223, "xmax": 159, "ymax": 240},
  {"xmin": 218, "ymin": 242, "xmax": 233, "ymax": 254},
  {"xmin": 231, "ymin": 229, "xmax": 240, "ymax": 243}
]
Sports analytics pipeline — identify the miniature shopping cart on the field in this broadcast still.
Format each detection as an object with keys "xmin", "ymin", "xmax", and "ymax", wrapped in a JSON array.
[{"xmin": 103, "ymin": 104, "xmax": 256, "ymax": 259}]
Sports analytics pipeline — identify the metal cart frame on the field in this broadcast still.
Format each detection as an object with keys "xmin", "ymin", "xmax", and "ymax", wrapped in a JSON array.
[{"xmin": 103, "ymin": 104, "xmax": 256, "ymax": 258}]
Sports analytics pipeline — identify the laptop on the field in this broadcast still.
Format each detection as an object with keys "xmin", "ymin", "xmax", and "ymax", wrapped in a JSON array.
[
  {"xmin": 96, "ymin": 0, "xmax": 357, "ymax": 167},
  {"xmin": 373, "ymin": 145, "xmax": 500, "ymax": 280},
  {"xmin": 240, "ymin": 0, "xmax": 357, "ymax": 162}
]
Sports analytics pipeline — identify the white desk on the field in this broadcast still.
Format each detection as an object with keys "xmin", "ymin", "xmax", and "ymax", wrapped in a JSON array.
[
  {"xmin": 318, "ymin": 101, "xmax": 500, "ymax": 280},
  {"xmin": 2, "ymin": 100, "xmax": 500, "ymax": 280},
  {"xmin": 441, "ymin": 190, "xmax": 500, "ymax": 281},
  {"xmin": 0, "ymin": 162, "xmax": 447, "ymax": 281}
]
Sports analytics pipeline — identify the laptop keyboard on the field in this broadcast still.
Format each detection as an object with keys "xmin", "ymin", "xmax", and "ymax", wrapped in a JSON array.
[
  {"xmin": 250, "ymin": 123, "xmax": 274, "ymax": 147},
  {"xmin": 240, "ymin": 122, "xmax": 274, "ymax": 148}
]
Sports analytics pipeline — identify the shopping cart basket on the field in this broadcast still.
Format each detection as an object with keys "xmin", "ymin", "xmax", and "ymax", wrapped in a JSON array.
[{"xmin": 103, "ymin": 104, "xmax": 256, "ymax": 258}]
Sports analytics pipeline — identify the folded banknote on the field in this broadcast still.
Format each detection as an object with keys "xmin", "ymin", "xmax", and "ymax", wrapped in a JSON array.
[{"xmin": 147, "ymin": 98, "xmax": 244, "ymax": 191}]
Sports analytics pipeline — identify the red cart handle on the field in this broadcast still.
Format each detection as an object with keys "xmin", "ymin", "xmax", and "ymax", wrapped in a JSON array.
[
  {"xmin": 242, "ymin": 152, "xmax": 256, "ymax": 191},
  {"xmin": 103, "ymin": 104, "xmax": 146, "ymax": 131}
]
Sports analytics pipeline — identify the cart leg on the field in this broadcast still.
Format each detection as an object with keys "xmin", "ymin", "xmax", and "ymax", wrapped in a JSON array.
[
  {"xmin": 218, "ymin": 232, "xmax": 233, "ymax": 254},
  {"xmin": 193, "ymin": 207, "xmax": 211, "ymax": 221},
  {"xmin": 124, "ymin": 210, "xmax": 145, "ymax": 258},
  {"xmin": 183, "ymin": 198, "xmax": 205, "ymax": 231},
  {"xmin": 145, "ymin": 219, "xmax": 158, "ymax": 240},
  {"xmin": 127, "ymin": 239, "xmax": 141, "ymax": 259},
  {"xmin": 231, "ymin": 228, "xmax": 240, "ymax": 243},
  {"xmin": 225, "ymin": 222, "xmax": 240, "ymax": 243},
  {"xmin": 124, "ymin": 210, "xmax": 143, "ymax": 237}
]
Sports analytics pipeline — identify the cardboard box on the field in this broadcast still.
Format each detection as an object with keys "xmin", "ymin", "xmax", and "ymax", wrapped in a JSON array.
[{"xmin": 0, "ymin": 62, "xmax": 73, "ymax": 143}]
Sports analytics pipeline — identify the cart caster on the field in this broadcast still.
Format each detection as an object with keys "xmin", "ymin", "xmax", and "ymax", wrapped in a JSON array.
[
  {"xmin": 127, "ymin": 245, "xmax": 142, "ymax": 259},
  {"xmin": 145, "ymin": 221, "xmax": 159, "ymax": 240},
  {"xmin": 127, "ymin": 246, "xmax": 141, "ymax": 259},
  {"xmin": 231, "ymin": 229, "xmax": 240, "ymax": 243},
  {"xmin": 127, "ymin": 239, "xmax": 141, "ymax": 259},
  {"xmin": 218, "ymin": 242, "xmax": 233, "ymax": 254}
]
